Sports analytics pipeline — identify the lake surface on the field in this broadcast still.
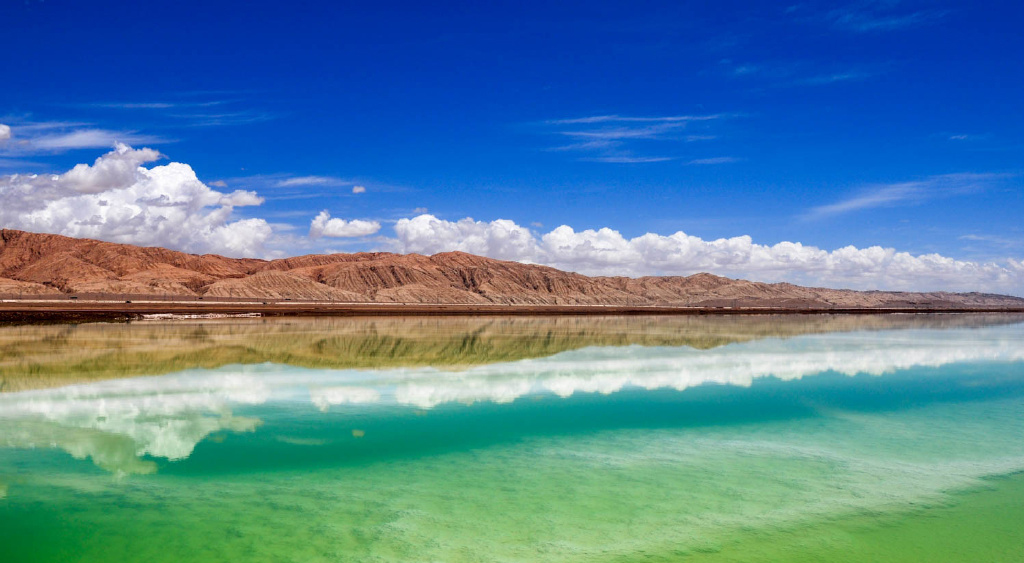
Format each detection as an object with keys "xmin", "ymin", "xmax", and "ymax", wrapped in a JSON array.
[{"xmin": 2, "ymin": 314, "xmax": 1023, "ymax": 562}]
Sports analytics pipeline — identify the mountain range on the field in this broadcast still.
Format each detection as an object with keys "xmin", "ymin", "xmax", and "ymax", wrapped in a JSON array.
[{"xmin": 1, "ymin": 229, "xmax": 1022, "ymax": 309}]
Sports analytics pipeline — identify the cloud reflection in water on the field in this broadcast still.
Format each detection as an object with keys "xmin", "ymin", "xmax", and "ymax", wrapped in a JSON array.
[{"xmin": 1, "ymin": 323, "xmax": 1022, "ymax": 474}]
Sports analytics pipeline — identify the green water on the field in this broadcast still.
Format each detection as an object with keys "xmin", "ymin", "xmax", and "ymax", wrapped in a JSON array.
[{"xmin": 1, "ymin": 315, "xmax": 1023, "ymax": 562}]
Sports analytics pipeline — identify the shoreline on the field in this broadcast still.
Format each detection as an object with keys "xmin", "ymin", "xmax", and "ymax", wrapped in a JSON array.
[{"xmin": 2, "ymin": 299, "xmax": 1024, "ymax": 323}]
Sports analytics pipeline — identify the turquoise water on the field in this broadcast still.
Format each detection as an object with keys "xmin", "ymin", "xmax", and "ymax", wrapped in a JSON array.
[{"xmin": 1, "ymin": 315, "xmax": 1024, "ymax": 561}]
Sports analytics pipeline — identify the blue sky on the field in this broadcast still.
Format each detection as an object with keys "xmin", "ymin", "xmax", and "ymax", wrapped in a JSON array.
[{"xmin": 1, "ymin": 0, "xmax": 1022, "ymax": 292}]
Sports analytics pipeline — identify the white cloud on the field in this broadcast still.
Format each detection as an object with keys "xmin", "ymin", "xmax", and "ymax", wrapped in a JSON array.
[
  {"xmin": 806, "ymin": 173, "xmax": 1008, "ymax": 219},
  {"xmin": 30, "ymin": 128, "xmax": 166, "ymax": 150},
  {"xmin": 687, "ymin": 156, "xmax": 740, "ymax": 165},
  {"xmin": 547, "ymin": 115, "xmax": 723, "ymax": 125},
  {"xmin": 797, "ymin": 71, "xmax": 873, "ymax": 85},
  {"xmin": 0, "ymin": 122, "xmax": 169, "ymax": 154},
  {"xmin": 275, "ymin": 175, "xmax": 349, "ymax": 187},
  {"xmin": 546, "ymin": 139, "xmax": 618, "ymax": 152},
  {"xmin": 352, "ymin": 185, "xmax": 366, "ymax": 194},
  {"xmin": 0, "ymin": 144, "xmax": 272, "ymax": 257},
  {"xmin": 168, "ymin": 110, "xmax": 274, "ymax": 127},
  {"xmin": 584, "ymin": 156, "xmax": 674, "ymax": 163},
  {"xmin": 391, "ymin": 214, "xmax": 1024, "ymax": 293},
  {"xmin": 87, "ymin": 100, "xmax": 226, "ymax": 109},
  {"xmin": 209, "ymin": 180, "xmax": 228, "ymax": 188},
  {"xmin": 96, "ymin": 102, "xmax": 178, "ymax": 109},
  {"xmin": 826, "ymin": 5, "xmax": 945, "ymax": 33},
  {"xmin": 60, "ymin": 144, "xmax": 164, "ymax": 193},
  {"xmin": 80, "ymin": 99, "xmax": 273, "ymax": 127},
  {"xmin": 543, "ymin": 113, "xmax": 729, "ymax": 163},
  {"xmin": 309, "ymin": 210, "xmax": 381, "ymax": 238},
  {"xmin": 394, "ymin": 215, "xmax": 540, "ymax": 261},
  {"xmin": 808, "ymin": 182, "xmax": 925, "ymax": 218},
  {"xmin": 561, "ymin": 123, "xmax": 688, "ymax": 141},
  {"xmin": 960, "ymin": 234, "xmax": 1022, "ymax": 249}
]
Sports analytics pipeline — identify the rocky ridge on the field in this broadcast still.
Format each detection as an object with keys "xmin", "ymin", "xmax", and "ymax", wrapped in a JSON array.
[{"xmin": 1, "ymin": 229, "xmax": 1021, "ymax": 309}]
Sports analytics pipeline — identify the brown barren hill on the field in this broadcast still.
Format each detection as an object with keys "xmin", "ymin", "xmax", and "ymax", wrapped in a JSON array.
[{"xmin": 0, "ymin": 228, "xmax": 1022, "ymax": 310}]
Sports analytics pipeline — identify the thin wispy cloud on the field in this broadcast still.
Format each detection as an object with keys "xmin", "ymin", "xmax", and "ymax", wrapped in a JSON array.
[
  {"xmin": 547, "ymin": 114, "xmax": 723, "ymax": 125},
  {"xmin": 687, "ymin": 157, "xmax": 741, "ymax": 165},
  {"xmin": 540, "ymin": 113, "xmax": 731, "ymax": 164},
  {"xmin": 32, "ymin": 129, "xmax": 167, "ymax": 150},
  {"xmin": 0, "ymin": 121, "xmax": 170, "ymax": 154},
  {"xmin": 2, "ymin": 120, "xmax": 89, "ymax": 132},
  {"xmin": 86, "ymin": 101, "xmax": 227, "ymax": 109},
  {"xmin": 545, "ymin": 140, "xmax": 618, "ymax": 152},
  {"xmin": 946, "ymin": 133, "xmax": 991, "ymax": 142},
  {"xmin": 72, "ymin": 97, "xmax": 275, "ymax": 128},
  {"xmin": 275, "ymin": 175, "xmax": 354, "ymax": 188},
  {"xmin": 559, "ymin": 123, "xmax": 689, "ymax": 141},
  {"xmin": 264, "ymin": 209, "xmax": 326, "ymax": 219},
  {"xmin": 808, "ymin": 183, "xmax": 924, "ymax": 218},
  {"xmin": 959, "ymin": 234, "xmax": 1023, "ymax": 249},
  {"xmin": 0, "ymin": 157, "xmax": 44, "ymax": 170},
  {"xmin": 583, "ymin": 156, "xmax": 675, "ymax": 163},
  {"xmin": 170, "ymin": 110, "xmax": 276, "ymax": 127},
  {"xmin": 797, "ymin": 71, "xmax": 873, "ymax": 85},
  {"xmin": 805, "ymin": 173, "xmax": 1010, "ymax": 219},
  {"xmin": 723, "ymin": 58, "xmax": 879, "ymax": 88},
  {"xmin": 731, "ymin": 65, "xmax": 760, "ymax": 76},
  {"xmin": 96, "ymin": 102, "xmax": 177, "ymax": 109},
  {"xmin": 262, "ymin": 192, "xmax": 334, "ymax": 201},
  {"xmin": 824, "ymin": 1, "xmax": 947, "ymax": 33},
  {"xmin": 224, "ymin": 173, "xmax": 404, "ymax": 197}
]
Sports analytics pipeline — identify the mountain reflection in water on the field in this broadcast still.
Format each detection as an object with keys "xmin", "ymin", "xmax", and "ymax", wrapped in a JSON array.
[
  {"xmin": 1, "ymin": 314, "xmax": 1022, "ymax": 475},
  {"xmin": 1, "ymin": 313, "xmax": 1020, "ymax": 392}
]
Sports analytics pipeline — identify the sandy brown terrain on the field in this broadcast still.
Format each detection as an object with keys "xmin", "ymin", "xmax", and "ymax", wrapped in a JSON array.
[{"xmin": 1, "ymin": 229, "xmax": 1022, "ymax": 315}]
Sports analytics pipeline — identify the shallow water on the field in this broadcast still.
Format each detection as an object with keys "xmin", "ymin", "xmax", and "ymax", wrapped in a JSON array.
[{"xmin": 1, "ymin": 314, "xmax": 1023, "ymax": 562}]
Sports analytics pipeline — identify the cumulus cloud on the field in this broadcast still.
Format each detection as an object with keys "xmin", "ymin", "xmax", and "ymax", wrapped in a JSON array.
[
  {"xmin": 309, "ymin": 210, "xmax": 381, "ymax": 238},
  {"xmin": 395, "ymin": 215, "xmax": 540, "ymax": 262},
  {"xmin": 392, "ymin": 214, "xmax": 1024, "ymax": 293},
  {"xmin": 352, "ymin": 185, "xmax": 366, "ymax": 194},
  {"xmin": 0, "ymin": 123, "xmax": 10, "ymax": 141},
  {"xmin": 0, "ymin": 144, "xmax": 273, "ymax": 257},
  {"xmin": 60, "ymin": 145, "xmax": 164, "ymax": 193}
]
